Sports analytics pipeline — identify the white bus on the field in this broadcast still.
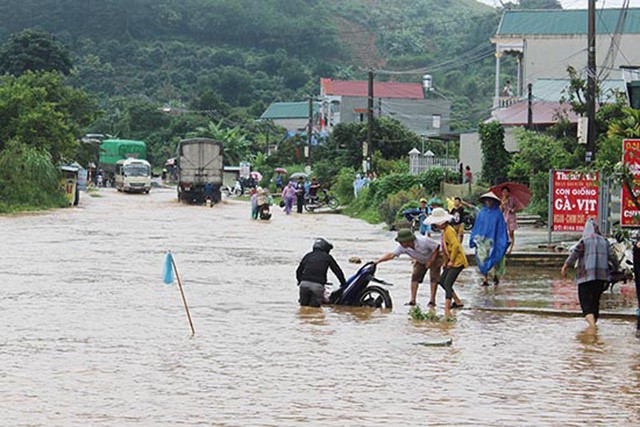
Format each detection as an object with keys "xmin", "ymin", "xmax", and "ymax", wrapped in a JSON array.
[{"xmin": 115, "ymin": 158, "xmax": 151, "ymax": 193}]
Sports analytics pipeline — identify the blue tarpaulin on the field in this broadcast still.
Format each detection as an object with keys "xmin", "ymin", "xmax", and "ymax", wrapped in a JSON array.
[{"xmin": 469, "ymin": 206, "xmax": 509, "ymax": 275}]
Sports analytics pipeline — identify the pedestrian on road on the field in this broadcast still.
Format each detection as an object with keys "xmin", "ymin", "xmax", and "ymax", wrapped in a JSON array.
[
  {"xmin": 425, "ymin": 208, "xmax": 467, "ymax": 318},
  {"xmin": 464, "ymin": 166, "xmax": 473, "ymax": 185},
  {"xmin": 417, "ymin": 198, "xmax": 431, "ymax": 236},
  {"xmin": 561, "ymin": 218, "xmax": 615, "ymax": 333},
  {"xmin": 353, "ymin": 174, "xmax": 364, "ymax": 198},
  {"xmin": 375, "ymin": 228, "xmax": 452, "ymax": 308},
  {"xmin": 470, "ymin": 192, "xmax": 509, "ymax": 286},
  {"xmin": 296, "ymin": 238, "xmax": 347, "ymax": 307},
  {"xmin": 501, "ymin": 186, "xmax": 518, "ymax": 254},
  {"xmin": 281, "ymin": 181, "xmax": 296, "ymax": 215},
  {"xmin": 295, "ymin": 177, "xmax": 305, "ymax": 214},
  {"xmin": 449, "ymin": 197, "xmax": 466, "ymax": 243},
  {"xmin": 250, "ymin": 188, "xmax": 259, "ymax": 220}
]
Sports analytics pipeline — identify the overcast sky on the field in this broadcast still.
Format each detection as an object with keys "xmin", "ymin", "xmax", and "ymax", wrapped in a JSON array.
[{"xmin": 478, "ymin": 0, "xmax": 640, "ymax": 8}]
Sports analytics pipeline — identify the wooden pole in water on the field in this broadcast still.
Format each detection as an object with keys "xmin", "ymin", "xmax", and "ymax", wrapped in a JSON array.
[{"xmin": 170, "ymin": 255, "xmax": 195, "ymax": 336}]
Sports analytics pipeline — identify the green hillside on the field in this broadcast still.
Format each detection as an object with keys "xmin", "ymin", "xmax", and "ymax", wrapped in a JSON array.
[{"xmin": 0, "ymin": 0, "xmax": 500, "ymax": 131}]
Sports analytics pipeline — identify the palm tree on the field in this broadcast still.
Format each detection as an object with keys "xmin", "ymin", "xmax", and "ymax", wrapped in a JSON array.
[
  {"xmin": 608, "ymin": 107, "xmax": 640, "ymax": 139},
  {"xmin": 189, "ymin": 120, "xmax": 254, "ymax": 166}
]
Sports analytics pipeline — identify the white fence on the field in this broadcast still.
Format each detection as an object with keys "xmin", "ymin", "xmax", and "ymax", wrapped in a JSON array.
[{"xmin": 409, "ymin": 150, "xmax": 458, "ymax": 175}]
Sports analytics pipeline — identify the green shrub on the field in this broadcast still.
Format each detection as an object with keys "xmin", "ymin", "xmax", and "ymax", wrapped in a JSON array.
[
  {"xmin": 368, "ymin": 173, "xmax": 418, "ymax": 206},
  {"xmin": 379, "ymin": 189, "xmax": 420, "ymax": 225},
  {"xmin": 527, "ymin": 171, "xmax": 550, "ymax": 218},
  {"xmin": 332, "ymin": 167, "xmax": 357, "ymax": 205},
  {"xmin": 0, "ymin": 142, "xmax": 66, "ymax": 211},
  {"xmin": 311, "ymin": 159, "xmax": 344, "ymax": 189},
  {"xmin": 416, "ymin": 168, "xmax": 445, "ymax": 194}
]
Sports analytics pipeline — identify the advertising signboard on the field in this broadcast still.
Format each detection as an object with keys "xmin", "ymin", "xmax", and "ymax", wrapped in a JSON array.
[
  {"xmin": 621, "ymin": 138, "xmax": 640, "ymax": 227},
  {"xmin": 552, "ymin": 170, "xmax": 599, "ymax": 232}
]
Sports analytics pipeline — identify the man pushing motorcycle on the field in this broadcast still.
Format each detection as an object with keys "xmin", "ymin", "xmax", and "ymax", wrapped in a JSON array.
[
  {"xmin": 296, "ymin": 238, "xmax": 347, "ymax": 307},
  {"xmin": 375, "ymin": 229, "xmax": 462, "ymax": 309}
]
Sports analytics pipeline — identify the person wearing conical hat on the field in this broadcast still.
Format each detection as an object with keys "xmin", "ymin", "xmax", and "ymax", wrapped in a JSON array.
[
  {"xmin": 470, "ymin": 192, "xmax": 509, "ymax": 286},
  {"xmin": 425, "ymin": 208, "xmax": 468, "ymax": 319}
]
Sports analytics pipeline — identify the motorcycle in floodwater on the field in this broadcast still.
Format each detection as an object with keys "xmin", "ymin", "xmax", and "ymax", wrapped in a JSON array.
[
  {"xmin": 324, "ymin": 262, "xmax": 393, "ymax": 309},
  {"xmin": 304, "ymin": 189, "xmax": 339, "ymax": 212},
  {"xmin": 258, "ymin": 203, "xmax": 272, "ymax": 220}
]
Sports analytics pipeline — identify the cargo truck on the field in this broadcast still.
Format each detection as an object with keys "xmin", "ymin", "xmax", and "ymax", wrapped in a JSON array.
[{"xmin": 176, "ymin": 138, "xmax": 224, "ymax": 204}]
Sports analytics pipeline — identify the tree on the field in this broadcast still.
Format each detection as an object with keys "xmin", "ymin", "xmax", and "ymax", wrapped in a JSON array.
[
  {"xmin": 0, "ymin": 71, "xmax": 99, "ymax": 163},
  {"xmin": 189, "ymin": 120, "xmax": 253, "ymax": 166},
  {"xmin": 328, "ymin": 117, "xmax": 422, "ymax": 171},
  {"xmin": 608, "ymin": 107, "xmax": 640, "ymax": 139},
  {"xmin": 0, "ymin": 29, "xmax": 73, "ymax": 76},
  {"xmin": 479, "ymin": 121, "xmax": 509, "ymax": 185}
]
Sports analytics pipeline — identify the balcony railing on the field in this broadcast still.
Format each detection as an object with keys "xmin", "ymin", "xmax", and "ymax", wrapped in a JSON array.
[{"xmin": 494, "ymin": 96, "xmax": 522, "ymax": 109}]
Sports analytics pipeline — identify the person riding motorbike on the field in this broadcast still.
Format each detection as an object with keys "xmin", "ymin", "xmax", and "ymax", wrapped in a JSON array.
[
  {"xmin": 296, "ymin": 238, "xmax": 347, "ymax": 307},
  {"xmin": 307, "ymin": 177, "xmax": 320, "ymax": 204},
  {"xmin": 256, "ymin": 188, "xmax": 272, "ymax": 220}
]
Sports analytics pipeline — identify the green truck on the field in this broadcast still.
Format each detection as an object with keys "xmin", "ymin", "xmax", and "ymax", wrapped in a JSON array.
[{"xmin": 99, "ymin": 139, "xmax": 147, "ymax": 172}]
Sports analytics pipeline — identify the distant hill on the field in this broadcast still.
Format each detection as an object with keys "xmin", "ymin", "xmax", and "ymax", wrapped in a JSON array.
[{"xmin": 0, "ymin": 0, "xmax": 500, "ymax": 130}]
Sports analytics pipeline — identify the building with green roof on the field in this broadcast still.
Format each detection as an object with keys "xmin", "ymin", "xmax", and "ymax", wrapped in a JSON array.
[
  {"xmin": 259, "ymin": 101, "xmax": 319, "ymax": 132},
  {"xmin": 492, "ymin": 8, "xmax": 640, "ymax": 107}
]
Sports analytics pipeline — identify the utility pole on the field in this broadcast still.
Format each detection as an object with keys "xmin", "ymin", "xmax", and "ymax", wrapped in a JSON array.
[
  {"xmin": 264, "ymin": 122, "xmax": 270, "ymax": 156},
  {"xmin": 527, "ymin": 83, "xmax": 533, "ymax": 130},
  {"xmin": 307, "ymin": 96, "xmax": 313, "ymax": 168},
  {"xmin": 367, "ymin": 70, "xmax": 374, "ymax": 172},
  {"xmin": 586, "ymin": 0, "xmax": 597, "ymax": 164}
]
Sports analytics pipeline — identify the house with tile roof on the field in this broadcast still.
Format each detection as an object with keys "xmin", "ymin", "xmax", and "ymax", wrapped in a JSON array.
[{"xmin": 319, "ymin": 78, "xmax": 451, "ymax": 136}]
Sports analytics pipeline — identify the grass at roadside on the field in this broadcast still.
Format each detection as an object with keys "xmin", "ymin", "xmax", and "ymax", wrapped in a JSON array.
[
  {"xmin": 0, "ymin": 200, "xmax": 67, "ymax": 215},
  {"xmin": 342, "ymin": 204, "xmax": 382, "ymax": 224}
]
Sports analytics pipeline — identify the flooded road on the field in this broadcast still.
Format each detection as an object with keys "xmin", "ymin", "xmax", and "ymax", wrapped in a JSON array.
[{"xmin": 1, "ymin": 188, "xmax": 639, "ymax": 426}]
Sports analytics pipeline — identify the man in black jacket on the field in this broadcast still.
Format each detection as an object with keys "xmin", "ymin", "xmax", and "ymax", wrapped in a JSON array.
[{"xmin": 296, "ymin": 238, "xmax": 347, "ymax": 307}]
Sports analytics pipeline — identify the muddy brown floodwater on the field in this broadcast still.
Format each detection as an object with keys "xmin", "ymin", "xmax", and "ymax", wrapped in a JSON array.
[{"xmin": 1, "ymin": 187, "xmax": 639, "ymax": 426}]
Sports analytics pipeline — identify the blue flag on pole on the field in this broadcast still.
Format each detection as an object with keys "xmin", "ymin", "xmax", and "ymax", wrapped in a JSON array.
[{"xmin": 163, "ymin": 251, "xmax": 175, "ymax": 284}]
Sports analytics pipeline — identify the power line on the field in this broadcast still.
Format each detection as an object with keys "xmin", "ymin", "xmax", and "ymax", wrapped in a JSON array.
[{"xmin": 375, "ymin": 43, "xmax": 494, "ymax": 76}]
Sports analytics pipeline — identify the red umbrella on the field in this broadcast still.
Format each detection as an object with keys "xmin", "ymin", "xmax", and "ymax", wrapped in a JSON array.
[
  {"xmin": 490, "ymin": 182, "xmax": 531, "ymax": 212},
  {"xmin": 274, "ymin": 167, "xmax": 288, "ymax": 174}
]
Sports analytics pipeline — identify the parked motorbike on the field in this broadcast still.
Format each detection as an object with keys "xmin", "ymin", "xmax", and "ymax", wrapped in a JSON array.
[
  {"xmin": 402, "ymin": 209, "xmax": 436, "ymax": 234},
  {"xmin": 221, "ymin": 180, "xmax": 243, "ymax": 197},
  {"xmin": 324, "ymin": 262, "xmax": 393, "ymax": 309},
  {"xmin": 304, "ymin": 189, "xmax": 339, "ymax": 212},
  {"xmin": 609, "ymin": 238, "xmax": 634, "ymax": 287},
  {"xmin": 461, "ymin": 204, "xmax": 480, "ymax": 231}
]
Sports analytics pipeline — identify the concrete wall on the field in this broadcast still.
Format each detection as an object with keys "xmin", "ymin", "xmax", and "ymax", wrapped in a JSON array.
[
  {"xmin": 337, "ymin": 96, "xmax": 451, "ymax": 136},
  {"xmin": 460, "ymin": 127, "xmax": 521, "ymax": 180},
  {"xmin": 273, "ymin": 118, "xmax": 308, "ymax": 131},
  {"xmin": 523, "ymin": 34, "xmax": 640, "ymax": 86},
  {"xmin": 460, "ymin": 132, "xmax": 482, "ymax": 177}
]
